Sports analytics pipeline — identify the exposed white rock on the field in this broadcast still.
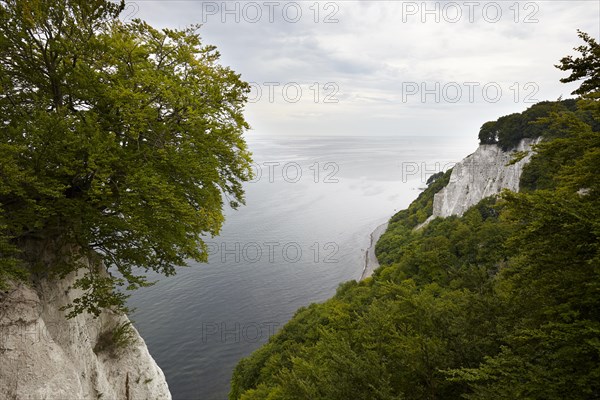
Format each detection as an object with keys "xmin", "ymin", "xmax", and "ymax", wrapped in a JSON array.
[
  {"xmin": 0, "ymin": 255, "xmax": 171, "ymax": 400},
  {"xmin": 419, "ymin": 138, "xmax": 539, "ymax": 227}
]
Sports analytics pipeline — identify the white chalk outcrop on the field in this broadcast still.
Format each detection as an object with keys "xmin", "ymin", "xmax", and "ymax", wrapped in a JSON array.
[
  {"xmin": 421, "ymin": 138, "xmax": 539, "ymax": 226},
  {"xmin": 0, "ymin": 254, "xmax": 171, "ymax": 399}
]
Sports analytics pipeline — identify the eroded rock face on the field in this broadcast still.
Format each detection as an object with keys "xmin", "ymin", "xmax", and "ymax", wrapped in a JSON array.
[
  {"xmin": 420, "ymin": 138, "xmax": 539, "ymax": 227},
  {"xmin": 0, "ymin": 261, "xmax": 171, "ymax": 400}
]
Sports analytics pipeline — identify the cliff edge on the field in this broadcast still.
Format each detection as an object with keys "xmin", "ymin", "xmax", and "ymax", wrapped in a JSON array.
[
  {"xmin": 0, "ymin": 253, "xmax": 171, "ymax": 400},
  {"xmin": 419, "ymin": 138, "xmax": 539, "ymax": 228}
]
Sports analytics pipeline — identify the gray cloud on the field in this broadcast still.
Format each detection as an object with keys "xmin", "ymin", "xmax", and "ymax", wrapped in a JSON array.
[{"xmin": 131, "ymin": 0, "xmax": 599, "ymax": 139}]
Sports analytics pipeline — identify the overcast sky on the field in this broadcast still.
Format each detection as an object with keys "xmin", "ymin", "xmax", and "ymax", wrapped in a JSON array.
[{"xmin": 129, "ymin": 1, "xmax": 599, "ymax": 141}]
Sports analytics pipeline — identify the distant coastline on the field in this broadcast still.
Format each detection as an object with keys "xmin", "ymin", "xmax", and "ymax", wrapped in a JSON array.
[{"xmin": 361, "ymin": 222, "xmax": 389, "ymax": 280}]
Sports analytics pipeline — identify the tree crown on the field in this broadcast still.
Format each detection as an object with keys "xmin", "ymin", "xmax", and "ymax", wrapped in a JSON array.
[{"xmin": 0, "ymin": 0, "xmax": 252, "ymax": 316}]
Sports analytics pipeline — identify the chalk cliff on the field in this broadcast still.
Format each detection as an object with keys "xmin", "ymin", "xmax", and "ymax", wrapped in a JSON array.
[
  {"xmin": 421, "ymin": 138, "xmax": 539, "ymax": 226},
  {"xmin": 0, "ymin": 252, "xmax": 171, "ymax": 400}
]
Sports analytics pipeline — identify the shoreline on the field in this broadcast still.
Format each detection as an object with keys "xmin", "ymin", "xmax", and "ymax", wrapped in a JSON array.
[{"xmin": 360, "ymin": 221, "xmax": 389, "ymax": 280}]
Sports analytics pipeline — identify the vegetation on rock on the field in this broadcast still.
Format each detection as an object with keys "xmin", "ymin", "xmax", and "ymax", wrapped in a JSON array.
[{"xmin": 0, "ymin": 0, "xmax": 252, "ymax": 316}]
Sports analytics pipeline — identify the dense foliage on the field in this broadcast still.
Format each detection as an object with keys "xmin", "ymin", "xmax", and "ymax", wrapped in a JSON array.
[
  {"xmin": 230, "ymin": 34, "xmax": 600, "ymax": 399},
  {"xmin": 477, "ymin": 99, "xmax": 577, "ymax": 150},
  {"xmin": 0, "ymin": 0, "xmax": 251, "ymax": 315}
]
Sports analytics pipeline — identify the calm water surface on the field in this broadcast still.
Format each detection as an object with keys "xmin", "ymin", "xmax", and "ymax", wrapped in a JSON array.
[{"xmin": 127, "ymin": 135, "xmax": 474, "ymax": 400}]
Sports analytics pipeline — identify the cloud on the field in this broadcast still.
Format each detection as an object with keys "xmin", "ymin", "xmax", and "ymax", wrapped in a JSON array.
[{"xmin": 133, "ymin": 0, "xmax": 599, "ymax": 138}]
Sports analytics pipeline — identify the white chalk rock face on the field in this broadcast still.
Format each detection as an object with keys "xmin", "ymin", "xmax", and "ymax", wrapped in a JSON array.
[
  {"xmin": 429, "ymin": 138, "xmax": 539, "ymax": 220},
  {"xmin": 0, "ymin": 259, "xmax": 171, "ymax": 400}
]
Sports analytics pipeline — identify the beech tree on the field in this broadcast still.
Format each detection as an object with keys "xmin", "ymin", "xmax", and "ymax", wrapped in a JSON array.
[
  {"xmin": 556, "ymin": 30, "xmax": 600, "ymax": 96},
  {"xmin": 0, "ymin": 0, "xmax": 252, "ymax": 316}
]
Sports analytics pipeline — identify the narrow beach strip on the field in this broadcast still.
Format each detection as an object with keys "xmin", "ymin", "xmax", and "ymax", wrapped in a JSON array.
[{"xmin": 361, "ymin": 221, "xmax": 389, "ymax": 280}]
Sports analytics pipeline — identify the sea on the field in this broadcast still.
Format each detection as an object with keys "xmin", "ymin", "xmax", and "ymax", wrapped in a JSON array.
[{"xmin": 126, "ymin": 135, "xmax": 474, "ymax": 400}]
